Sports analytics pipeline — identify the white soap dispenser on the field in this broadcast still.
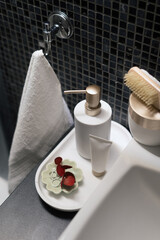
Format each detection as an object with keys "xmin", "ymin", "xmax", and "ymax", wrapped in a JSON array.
[{"xmin": 64, "ymin": 85, "xmax": 112, "ymax": 159}]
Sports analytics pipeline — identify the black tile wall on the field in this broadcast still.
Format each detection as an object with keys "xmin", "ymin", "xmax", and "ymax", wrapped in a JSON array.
[{"xmin": 0, "ymin": 0, "xmax": 160, "ymax": 148}]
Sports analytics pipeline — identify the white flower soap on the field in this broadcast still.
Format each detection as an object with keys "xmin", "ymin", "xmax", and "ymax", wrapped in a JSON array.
[{"xmin": 41, "ymin": 157, "xmax": 83, "ymax": 194}]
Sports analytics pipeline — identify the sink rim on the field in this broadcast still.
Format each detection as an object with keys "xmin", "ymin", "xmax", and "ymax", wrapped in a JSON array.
[{"xmin": 59, "ymin": 139, "xmax": 160, "ymax": 240}]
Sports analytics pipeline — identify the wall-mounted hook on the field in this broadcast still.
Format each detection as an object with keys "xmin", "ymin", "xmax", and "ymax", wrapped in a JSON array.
[{"xmin": 43, "ymin": 11, "xmax": 73, "ymax": 56}]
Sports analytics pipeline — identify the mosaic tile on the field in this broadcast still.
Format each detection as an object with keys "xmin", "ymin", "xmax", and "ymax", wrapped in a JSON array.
[{"xmin": 0, "ymin": 0, "xmax": 160, "ymax": 147}]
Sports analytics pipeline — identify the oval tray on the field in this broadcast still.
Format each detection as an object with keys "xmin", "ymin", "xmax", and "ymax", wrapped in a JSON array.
[{"xmin": 35, "ymin": 121, "xmax": 132, "ymax": 211}]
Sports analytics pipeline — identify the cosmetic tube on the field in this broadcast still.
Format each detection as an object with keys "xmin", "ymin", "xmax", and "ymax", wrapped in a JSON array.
[{"xmin": 89, "ymin": 134, "xmax": 112, "ymax": 177}]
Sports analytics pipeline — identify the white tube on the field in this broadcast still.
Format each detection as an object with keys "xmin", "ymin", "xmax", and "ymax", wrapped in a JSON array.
[{"xmin": 89, "ymin": 134, "xmax": 112, "ymax": 177}]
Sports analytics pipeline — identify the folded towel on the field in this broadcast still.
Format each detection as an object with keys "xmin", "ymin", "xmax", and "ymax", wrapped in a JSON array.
[{"xmin": 8, "ymin": 50, "xmax": 73, "ymax": 193}]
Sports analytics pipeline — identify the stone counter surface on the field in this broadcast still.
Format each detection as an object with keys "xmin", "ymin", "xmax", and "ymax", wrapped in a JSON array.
[{"xmin": 0, "ymin": 165, "xmax": 76, "ymax": 240}]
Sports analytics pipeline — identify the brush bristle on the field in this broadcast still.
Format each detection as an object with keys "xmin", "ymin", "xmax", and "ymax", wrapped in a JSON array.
[{"xmin": 124, "ymin": 71, "xmax": 159, "ymax": 107}]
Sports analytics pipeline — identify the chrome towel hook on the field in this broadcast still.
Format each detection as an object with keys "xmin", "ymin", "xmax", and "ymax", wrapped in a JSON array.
[{"xmin": 43, "ymin": 11, "xmax": 73, "ymax": 56}]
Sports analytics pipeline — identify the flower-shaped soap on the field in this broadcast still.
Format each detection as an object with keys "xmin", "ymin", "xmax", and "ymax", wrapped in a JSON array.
[{"xmin": 41, "ymin": 157, "xmax": 83, "ymax": 194}]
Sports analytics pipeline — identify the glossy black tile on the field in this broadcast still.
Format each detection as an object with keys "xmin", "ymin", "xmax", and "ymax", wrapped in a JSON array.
[{"xmin": 0, "ymin": 0, "xmax": 160, "ymax": 147}]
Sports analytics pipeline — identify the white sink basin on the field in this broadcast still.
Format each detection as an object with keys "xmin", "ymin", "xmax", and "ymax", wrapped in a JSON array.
[{"xmin": 59, "ymin": 139, "xmax": 160, "ymax": 240}]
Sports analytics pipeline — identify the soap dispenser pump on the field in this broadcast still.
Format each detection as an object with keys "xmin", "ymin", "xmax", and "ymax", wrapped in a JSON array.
[{"xmin": 64, "ymin": 85, "xmax": 112, "ymax": 159}]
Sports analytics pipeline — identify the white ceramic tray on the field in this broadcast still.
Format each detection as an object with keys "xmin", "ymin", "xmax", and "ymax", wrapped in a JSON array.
[{"xmin": 35, "ymin": 121, "xmax": 132, "ymax": 212}]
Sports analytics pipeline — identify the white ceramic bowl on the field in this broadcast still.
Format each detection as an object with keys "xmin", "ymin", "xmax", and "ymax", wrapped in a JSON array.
[{"xmin": 128, "ymin": 93, "xmax": 160, "ymax": 146}]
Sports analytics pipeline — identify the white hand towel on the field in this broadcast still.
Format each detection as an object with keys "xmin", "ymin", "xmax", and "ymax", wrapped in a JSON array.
[{"xmin": 8, "ymin": 50, "xmax": 73, "ymax": 193}]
